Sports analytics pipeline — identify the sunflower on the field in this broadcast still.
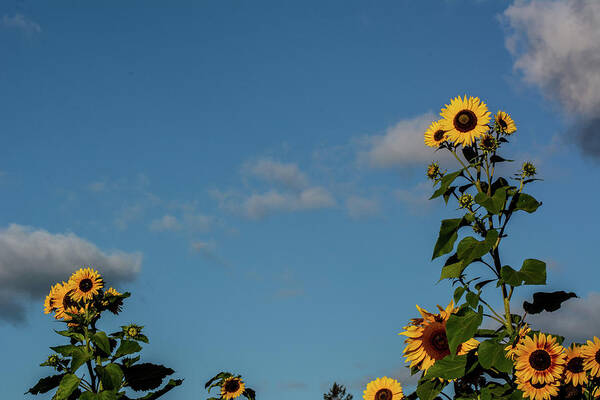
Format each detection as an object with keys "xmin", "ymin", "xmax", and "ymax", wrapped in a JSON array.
[
  {"xmin": 68, "ymin": 267, "xmax": 103, "ymax": 302},
  {"xmin": 44, "ymin": 283, "xmax": 62, "ymax": 314},
  {"xmin": 516, "ymin": 377, "xmax": 559, "ymax": 400},
  {"xmin": 105, "ymin": 287, "xmax": 121, "ymax": 296},
  {"xmin": 514, "ymin": 333, "xmax": 566, "ymax": 384},
  {"xmin": 424, "ymin": 120, "xmax": 447, "ymax": 148},
  {"xmin": 505, "ymin": 324, "xmax": 532, "ymax": 361},
  {"xmin": 439, "ymin": 95, "xmax": 491, "ymax": 147},
  {"xmin": 563, "ymin": 344, "xmax": 588, "ymax": 386},
  {"xmin": 495, "ymin": 111, "xmax": 516, "ymax": 134},
  {"xmin": 363, "ymin": 377, "xmax": 403, "ymax": 400},
  {"xmin": 51, "ymin": 282, "xmax": 77, "ymax": 320},
  {"xmin": 583, "ymin": 336, "xmax": 600, "ymax": 377},
  {"xmin": 400, "ymin": 301, "xmax": 475, "ymax": 372},
  {"xmin": 221, "ymin": 377, "xmax": 245, "ymax": 400},
  {"xmin": 62, "ymin": 304, "xmax": 87, "ymax": 327}
]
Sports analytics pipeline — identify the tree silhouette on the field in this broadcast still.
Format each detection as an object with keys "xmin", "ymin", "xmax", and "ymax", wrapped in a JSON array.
[{"xmin": 324, "ymin": 382, "xmax": 353, "ymax": 400}]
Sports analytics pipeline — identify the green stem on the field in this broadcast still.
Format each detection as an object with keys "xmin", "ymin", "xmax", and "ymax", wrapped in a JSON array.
[
  {"xmin": 450, "ymin": 148, "xmax": 481, "ymax": 192},
  {"xmin": 84, "ymin": 327, "xmax": 97, "ymax": 392}
]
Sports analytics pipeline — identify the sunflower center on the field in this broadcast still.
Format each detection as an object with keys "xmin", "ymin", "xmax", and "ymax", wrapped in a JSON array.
[
  {"xmin": 454, "ymin": 110, "xmax": 478, "ymax": 133},
  {"xmin": 421, "ymin": 321, "xmax": 450, "ymax": 360},
  {"xmin": 374, "ymin": 389, "xmax": 392, "ymax": 400},
  {"xmin": 63, "ymin": 292, "xmax": 76, "ymax": 309},
  {"xmin": 529, "ymin": 349, "xmax": 551, "ymax": 371},
  {"xmin": 433, "ymin": 130, "xmax": 445, "ymax": 141},
  {"xmin": 531, "ymin": 382, "xmax": 547, "ymax": 389},
  {"xmin": 79, "ymin": 278, "xmax": 93, "ymax": 292},
  {"xmin": 128, "ymin": 327, "xmax": 138, "ymax": 337},
  {"xmin": 225, "ymin": 380, "xmax": 240, "ymax": 393},
  {"xmin": 498, "ymin": 118, "xmax": 507, "ymax": 129},
  {"xmin": 595, "ymin": 349, "xmax": 600, "ymax": 364},
  {"xmin": 567, "ymin": 356, "xmax": 584, "ymax": 373}
]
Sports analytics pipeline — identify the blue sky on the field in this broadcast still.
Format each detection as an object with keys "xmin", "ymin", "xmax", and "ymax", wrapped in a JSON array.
[{"xmin": 1, "ymin": 1, "xmax": 600, "ymax": 399}]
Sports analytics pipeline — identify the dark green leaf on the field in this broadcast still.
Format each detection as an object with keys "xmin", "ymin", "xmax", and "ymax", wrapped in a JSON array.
[
  {"xmin": 514, "ymin": 193, "xmax": 541, "ymax": 213},
  {"xmin": 26, "ymin": 374, "xmax": 66, "ymax": 394},
  {"xmin": 425, "ymin": 355, "xmax": 467, "ymax": 379},
  {"xmin": 523, "ymin": 291, "xmax": 578, "ymax": 314},
  {"xmin": 520, "ymin": 259, "xmax": 546, "ymax": 285},
  {"xmin": 478, "ymin": 340, "xmax": 513, "ymax": 373},
  {"xmin": 500, "ymin": 265, "xmax": 522, "ymax": 287},
  {"xmin": 440, "ymin": 257, "xmax": 464, "ymax": 280},
  {"xmin": 55, "ymin": 330, "xmax": 85, "ymax": 343},
  {"xmin": 430, "ymin": 170, "xmax": 463, "ymax": 200},
  {"xmin": 50, "ymin": 345, "xmax": 78, "ymax": 356},
  {"xmin": 474, "ymin": 279, "xmax": 495, "ymax": 291},
  {"xmin": 462, "ymin": 146, "xmax": 477, "ymax": 163},
  {"xmin": 126, "ymin": 378, "xmax": 183, "ymax": 400},
  {"xmin": 113, "ymin": 340, "xmax": 142, "ymax": 360},
  {"xmin": 97, "ymin": 363, "xmax": 124, "ymax": 391},
  {"xmin": 466, "ymin": 292, "xmax": 479, "ymax": 308},
  {"xmin": 123, "ymin": 363, "xmax": 174, "ymax": 391},
  {"xmin": 475, "ymin": 187, "xmax": 506, "ymax": 215},
  {"xmin": 243, "ymin": 388, "xmax": 256, "ymax": 400},
  {"xmin": 92, "ymin": 331, "xmax": 111, "ymax": 355},
  {"xmin": 55, "ymin": 373, "xmax": 81, "ymax": 400},
  {"xmin": 453, "ymin": 286, "xmax": 466, "ymax": 303},
  {"xmin": 71, "ymin": 347, "xmax": 92, "ymax": 373},
  {"xmin": 489, "ymin": 155, "xmax": 513, "ymax": 164},
  {"xmin": 456, "ymin": 229, "xmax": 498, "ymax": 268},
  {"xmin": 416, "ymin": 377, "xmax": 445, "ymax": 400},
  {"xmin": 446, "ymin": 307, "xmax": 483, "ymax": 355},
  {"xmin": 432, "ymin": 217, "xmax": 470, "ymax": 260}
]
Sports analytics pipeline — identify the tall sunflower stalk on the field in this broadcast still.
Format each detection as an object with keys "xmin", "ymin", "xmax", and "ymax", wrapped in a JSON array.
[
  {"xmin": 361, "ymin": 96, "xmax": 600, "ymax": 400},
  {"xmin": 27, "ymin": 267, "xmax": 183, "ymax": 400}
]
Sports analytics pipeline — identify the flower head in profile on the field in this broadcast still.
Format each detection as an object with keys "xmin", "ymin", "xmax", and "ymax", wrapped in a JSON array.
[
  {"xmin": 424, "ymin": 120, "xmax": 447, "ymax": 148},
  {"xmin": 440, "ymin": 95, "xmax": 491, "ymax": 147},
  {"xmin": 495, "ymin": 111, "xmax": 516, "ymax": 134},
  {"xmin": 505, "ymin": 324, "xmax": 531, "ymax": 361},
  {"xmin": 583, "ymin": 336, "xmax": 600, "ymax": 377},
  {"xmin": 363, "ymin": 377, "xmax": 403, "ymax": 400},
  {"xmin": 516, "ymin": 377, "xmax": 559, "ymax": 400}
]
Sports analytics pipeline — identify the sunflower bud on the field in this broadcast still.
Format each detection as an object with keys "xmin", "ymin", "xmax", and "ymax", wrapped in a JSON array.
[
  {"xmin": 522, "ymin": 161, "xmax": 536, "ymax": 177},
  {"xmin": 426, "ymin": 162, "xmax": 441, "ymax": 180},
  {"xmin": 124, "ymin": 323, "xmax": 143, "ymax": 339},
  {"xmin": 479, "ymin": 134, "xmax": 498, "ymax": 153},
  {"xmin": 458, "ymin": 194, "xmax": 474, "ymax": 209}
]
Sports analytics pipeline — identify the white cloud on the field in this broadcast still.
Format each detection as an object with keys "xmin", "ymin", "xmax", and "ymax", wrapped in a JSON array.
[
  {"xmin": 182, "ymin": 213, "xmax": 213, "ymax": 232},
  {"xmin": 149, "ymin": 215, "xmax": 181, "ymax": 232},
  {"xmin": 345, "ymin": 196, "xmax": 380, "ymax": 219},
  {"xmin": 526, "ymin": 291, "xmax": 600, "ymax": 343},
  {"xmin": 359, "ymin": 112, "xmax": 454, "ymax": 168},
  {"xmin": 395, "ymin": 181, "xmax": 436, "ymax": 215},
  {"xmin": 1, "ymin": 13, "xmax": 41, "ymax": 34},
  {"xmin": 0, "ymin": 224, "xmax": 142, "ymax": 323},
  {"xmin": 190, "ymin": 240, "xmax": 216, "ymax": 253},
  {"xmin": 242, "ymin": 187, "xmax": 335, "ymax": 219},
  {"xmin": 88, "ymin": 181, "xmax": 107, "ymax": 192},
  {"xmin": 243, "ymin": 158, "xmax": 309, "ymax": 189}
]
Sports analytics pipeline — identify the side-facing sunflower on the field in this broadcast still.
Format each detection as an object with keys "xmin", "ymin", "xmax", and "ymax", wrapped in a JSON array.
[
  {"xmin": 583, "ymin": 336, "xmax": 600, "ymax": 377},
  {"xmin": 221, "ymin": 377, "xmax": 245, "ymax": 400},
  {"xmin": 505, "ymin": 324, "xmax": 532, "ymax": 361},
  {"xmin": 68, "ymin": 267, "xmax": 103, "ymax": 302},
  {"xmin": 44, "ymin": 283, "xmax": 62, "ymax": 314},
  {"xmin": 516, "ymin": 377, "xmax": 559, "ymax": 400},
  {"xmin": 514, "ymin": 333, "xmax": 566, "ymax": 384},
  {"xmin": 439, "ymin": 95, "xmax": 491, "ymax": 147},
  {"xmin": 363, "ymin": 377, "xmax": 403, "ymax": 400},
  {"xmin": 424, "ymin": 120, "xmax": 447, "ymax": 148},
  {"xmin": 563, "ymin": 344, "xmax": 588, "ymax": 386},
  {"xmin": 495, "ymin": 111, "xmax": 516, "ymax": 134},
  {"xmin": 400, "ymin": 301, "xmax": 477, "ymax": 372},
  {"xmin": 51, "ymin": 282, "xmax": 77, "ymax": 320}
]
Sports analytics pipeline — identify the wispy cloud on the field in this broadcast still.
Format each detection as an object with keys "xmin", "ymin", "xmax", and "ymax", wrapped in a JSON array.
[
  {"xmin": 345, "ymin": 196, "xmax": 380, "ymax": 220},
  {"xmin": 502, "ymin": 0, "xmax": 600, "ymax": 158},
  {"xmin": 243, "ymin": 158, "xmax": 309, "ymax": 189},
  {"xmin": 1, "ymin": 13, "xmax": 41, "ymax": 34},
  {"xmin": 395, "ymin": 181, "xmax": 435, "ymax": 215},
  {"xmin": 0, "ymin": 224, "xmax": 141, "ymax": 324},
  {"xmin": 149, "ymin": 214, "xmax": 182, "ymax": 232}
]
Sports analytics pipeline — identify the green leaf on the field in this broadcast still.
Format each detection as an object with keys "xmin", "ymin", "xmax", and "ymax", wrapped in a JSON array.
[
  {"xmin": 477, "ymin": 340, "xmax": 514, "ymax": 373},
  {"xmin": 123, "ymin": 363, "xmax": 174, "ymax": 391},
  {"xmin": 500, "ymin": 265, "xmax": 522, "ymax": 287},
  {"xmin": 71, "ymin": 347, "xmax": 92, "ymax": 373},
  {"xmin": 92, "ymin": 331, "xmax": 111, "ymax": 355},
  {"xmin": 425, "ymin": 354, "xmax": 467, "ymax": 379},
  {"xmin": 79, "ymin": 392, "xmax": 96, "ymax": 400},
  {"xmin": 416, "ymin": 377, "xmax": 445, "ymax": 400},
  {"xmin": 97, "ymin": 363, "xmax": 124, "ymax": 391},
  {"xmin": 466, "ymin": 292, "xmax": 479, "ymax": 308},
  {"xmin": 55, "ymin": 373, "xmax": 81, "ymax": 400},
  {"xmin": 55, "ymin": 330, "xmax": 85, "ymax": 343},
  {"xmin": 50, "ymin": 344, "xmax": 78, "ymax": 356},
  {"xmin": 456, "ymin": 229, "xmax": 498, "ymax": 267},
  {"xmin": 514, "ymin": 193, "xmax": 541, "ymax": 213},
  {"xmin": 430, "ymin": 170, "xmax": 463, "ymax": 200},
  {"xmin": 26, "ymin": 374, "xmax": 66, "ymax": 394},
  {"xmin": 432, "ymin": 217, "xmax": 470, "ymax": 260},
  {"xmin": 440, "ymin": 255, "xmax": 464, "ymax": 280},
  {"xmin": 453, "ymin": 286, "xmax": 466, "ymax": 303},
  {"xmin": 520, "ymin": 259, "xmax": 546, "ymax": 285},
  {"xmin": 113, "ymin": 340, "xmax": 142, "ymax": 360},
  {"xmin": 243, "ymin": 388, "xmax": 256, "ymax": 400},
  {"xmin": 446, "ymin": 307, "xmax": 483, "ymax": 355},
  {"xmin": 475, "ymin": 187, "xmax": 507, "ymax": 215}
]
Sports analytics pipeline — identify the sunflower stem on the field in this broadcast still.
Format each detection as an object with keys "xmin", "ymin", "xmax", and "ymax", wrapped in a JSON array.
[
  {"xmin": 450, "ymin": 149, "xmax": 480, "ymax": 191},
  {"xmin": 84, "ymin": 326, "xmax": 97, "ymax": 392}
]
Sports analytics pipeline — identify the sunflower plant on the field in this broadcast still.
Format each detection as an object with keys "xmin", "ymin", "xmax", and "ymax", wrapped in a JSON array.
[
  {"xmin": 205, "ymin": 372, "xmax": 256, "ymax": 400},
  {"xmin": 27, "ymin": 267, "xmax": 183, "ymax": 400},
  {"xmin": 362, "ymin": 96, "xmax": 600, "ymax": 400}
]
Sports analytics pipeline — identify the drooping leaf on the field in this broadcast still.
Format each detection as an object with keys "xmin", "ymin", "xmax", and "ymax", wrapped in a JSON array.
[
  {"xmin": 432, "ymin": 217, "xmax": 470, "ymax": 260},
  {"xmin": 453, "ymin": 286, "xmax": 466, "ymax": 303},
  {"xmin": 446, "ymin": 306, "xmax": 483, "ymax": 355},
  {"xmin": 513, "ymin": 193, "xmax": 541, "ymax": 213},
  {"xmin": 477, "ymin": 340, "xmax": 513, "ymax": 373},
  {"xmin": 519, "ymin": 259, "xmax": 546, "ymax": 285},
  {"xmin": 113, "ymin": 340, "xmax": 142, "ymax": 360},
  {"xmin": 50, "ymin": 344, "xmax": 78, "ymax": 357},
  {"xmin": 440, "ymin": 253, "xmax": 464, "ymax": 280},
  {"xmin": 54, "ymin": 330, "xmax": 85, "ymax": 343},
  {"xmin": 425, "ymin": 354, "xmax": 467, "ymax": 379},
  {"xmin": 71, "ymin": 347, "xmax": 92, "ymax": 373},
  {"xmin": 92, "ymin": 331, "xmax": 112, "ymax": 355},
  {"xmin": 96, "ymin": 363, "xmax": 124, "ymax": 391},
  {"xmin": 456, "ymin": 229, "xmax": 498, "ymax": 268},
  {"xmin": 523, "ymin": 291, "xmax": 578, "ymax": 314},
  {"xmin": 25, "ymin": 373, "xmax": 66, "ymax": 394},
  {"xmin": 475, "ymin": 187, "xmax": 507, "ymax": 215},
  {"xmin": 489, "ymin": 155, "xmax": 513, "ymax": 164},
  {"xmin": 430, "ymin": 170, "xmax": 463, "ymax": 200},
  {"xmin": 123, "ymin": 363, "xmax": 174, "ymax": 391}
]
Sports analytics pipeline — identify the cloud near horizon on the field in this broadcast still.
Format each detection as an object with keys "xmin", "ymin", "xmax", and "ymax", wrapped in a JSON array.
[
  {"xmin": 1, "ymin": 13, "xmax": 41, "ymax": 34},
  {"xmin": 0, "ymin": 224, "xmax": 142, "ymax": 324},
  {"xmin": 503, "ymin": 0, "xmax": 600, "ymax": 158}
]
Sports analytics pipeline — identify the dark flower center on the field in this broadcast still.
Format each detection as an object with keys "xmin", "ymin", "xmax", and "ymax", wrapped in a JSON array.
[
  {"xmin": 225, "ymin": 379, "xmax": 240, "ymax": 393},
  {"xmin": 529, "ymin": 349, "xmax": 552, "ymax": 371},
  {"xmin": 567, "ymin": 356, "xmax": 584, "ymax": 373},
  {"xmin": 595, "ymin": 349, "xmax": 600, "ymax": 364},
  {"xmin": 454, "ymin": 110, "xmax": 477, "ymax": 132},
  {"xmin": 531, "ymin": 382, "xmax": 547, "ymax": 389},
  {"xmin": 79, "ymin": 278, "xmax": 93, "ymax": 292},
  {"xmin": 498, "ymin": 118, "xmax": 507, "ymax": 129},
  {"xmin": 63, "ymin": 292, "xmax": 76, "ymax": 309},
  {"xmin": 562, "ymin": 385, "xmax": 582, "ymax": 399},
  {"xmin": 375, "ymin": 389, "xmax": 392, "ymax": 400},
  {"xmin": 433, "ymin": 130, "xmax": 445, "ymax": 141},
  {"xmin": 422, "ymin": 322, "xmax": 450, "ymax": 360}
]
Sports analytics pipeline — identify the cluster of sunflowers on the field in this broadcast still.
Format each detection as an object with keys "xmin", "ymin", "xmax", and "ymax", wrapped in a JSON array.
[
  {"xmin": 359, "ymin": 96, "xmax": 599, "ymax": 400},
  {"xmin": 43, "ymin": 267, "xmax": 122, "ymax": 326}
]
